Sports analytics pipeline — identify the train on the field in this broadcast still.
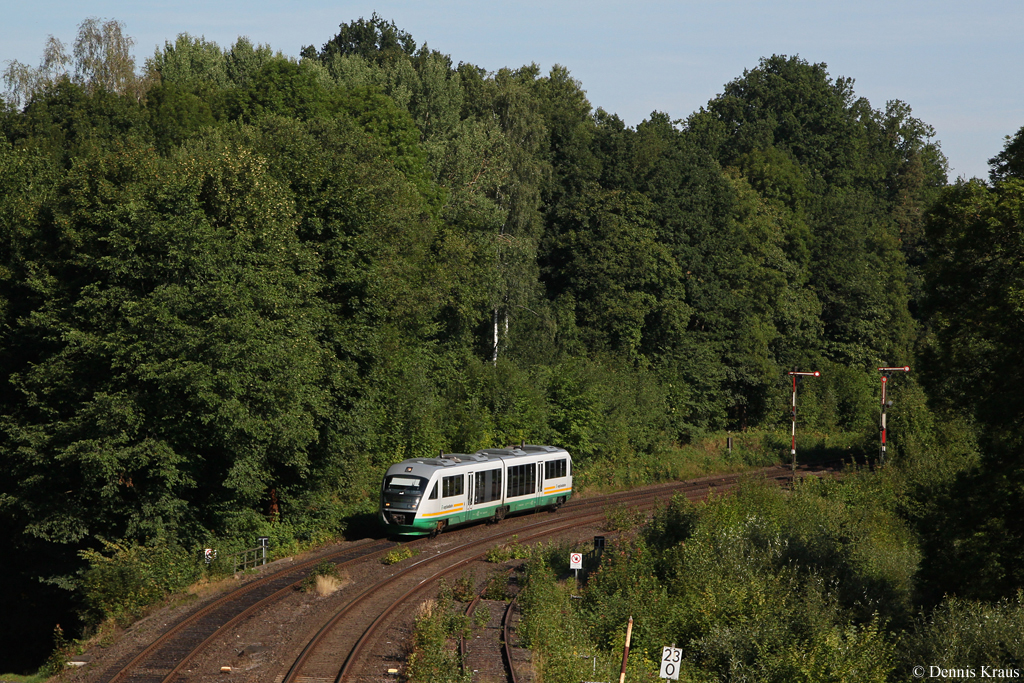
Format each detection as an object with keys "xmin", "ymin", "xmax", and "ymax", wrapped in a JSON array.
[{"xmin": 379, "ymin": 444, "xmax": 573, "ymax": 536}]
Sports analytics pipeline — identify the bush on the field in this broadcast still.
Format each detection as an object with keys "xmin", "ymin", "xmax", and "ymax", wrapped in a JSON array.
[
  {"xmin": 40, "ymin": 624, "xmax": 73, "ymax": 678},
  {"xmin": 381, "ymin": 546, "xmax": 418, "ymax": 565},
  {"xmin": 483, "ymin": 570, "xmax": 511, "ymax": 601},
  {"xmin": 485, "ymin": 535, "xmax": 531, "ymax": 562},
  {"xmin": 298, "ymin": 560, "xmax": 340, "ymax": 593},
  {"xmin": 514, "ymin": 474, "xmax": 919, "ymax": 682},
  {"xmin": 452, "ymin": 572, "xmax": 475, "ymax": 602},
  {"xmin": 604, "ymin": 503, "xmax": 646, "ymax": 532},
  {"xmin": 404, "ymin": 581, "xmax": 471, "ymax": 683},
  {"xmin": 79, "ymin": 538, "xmax": 203, "ymax": 626},
  {"xmin": 898, "ymin": 593, "xmax": 1024, "ymax": 674}
]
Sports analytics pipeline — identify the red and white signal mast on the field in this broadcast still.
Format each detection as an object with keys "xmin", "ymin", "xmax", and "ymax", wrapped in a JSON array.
[
  {"xmin": 788, "ymin": 370, "xmax": 820, "ymax": 476},
  {"xmin": 878, "ymin": 366, "xmax": 910, "ymax": 466}
]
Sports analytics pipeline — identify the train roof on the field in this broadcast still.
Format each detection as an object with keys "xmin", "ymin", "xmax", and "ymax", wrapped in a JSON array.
[{"xmin": 384, "ymin": 445, "xmax": 569, "ymax": 478}]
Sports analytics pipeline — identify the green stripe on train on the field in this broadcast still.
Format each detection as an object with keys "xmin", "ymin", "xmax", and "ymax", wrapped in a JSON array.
[{"xmin": 384, "ymin": 493, "xmax": 571, "ymax": 536}]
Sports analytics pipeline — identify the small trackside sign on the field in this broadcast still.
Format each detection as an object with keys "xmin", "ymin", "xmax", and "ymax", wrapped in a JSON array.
[
  {"xmin": 570, "ymin": 552, "xmax": 583, "ymax": 569},
  {"xmin": 660, "ymin": 646, "xmax": 682, "ymax": 679}
]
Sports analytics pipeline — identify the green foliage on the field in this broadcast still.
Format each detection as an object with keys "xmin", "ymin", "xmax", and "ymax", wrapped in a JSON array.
[
  {"xmin": 483, "ymin": 570, "xmax": 511, "ymax": 601},
  {"xmin": 298, "ymin": 560, "xmax": 340, "ymax": 592},
  {"xmin": 603, "ymin": 503, "xmax": 646, "ymax": 532},
  {"xmin": 40, "ymin": 624, "xmax": 73, "ymax": 678},
  {"xmin": 381, "ymin": 546, "xmax": 418, "ymax": 565},
  {"xmin": 79, "ymin": 538, "xmax": 201, "ymax": 626},
  {"xmin": 913, "ymin": 174, "xmax": 1024, "ymax": 602},
  {"xmin": 451, "ymin": 572, "xmax": 476, "ymax": 602},
  {"xmin": 404, "ymin": 580, "xmax": 471, "ymax": 683},
  {"xmin": 147, "ymin": 33, "xmax": 228, "ymax": 90},
  {"xmin": 472, "ymin": 602, "xmax": 490, "ymax": 629},
  {"xmin": 517, "ymin": 476, "xmax": 925, "ymax": 681},
  {"xmin": 922, "ymin": 177, "xmax": 1024, "ymax": 448},
  {"xmin": 146, "ymin": 82, "xmax": 215, "ymax": 153},
  {"xmin": 988, "ymin": 124, "xmax": 1024, "ymax": 182},
  {"xmin": 899, "ymin": 593, "xmax": 1024, "ymax": 674},
  {"xmin": 641, "ymin": 493, "xmax": 699, "ymax": 551},
  {"xmin": 312, "ymin": 14, "xmax": 417, "ymax": 65},
  {"xmin": 485, "ymin": 535, "xmax": 531, "ymax": 562},
  {"xmin": 518, "ymin": 560, "xmax": 617, "ymax": 683},
  {"xmin": 2, "ymin": 137, "xmax": 335, "ymax": 545},
  {"xmin": 686, "ymin": 54, "xmax": 943, "ymax": 373}
]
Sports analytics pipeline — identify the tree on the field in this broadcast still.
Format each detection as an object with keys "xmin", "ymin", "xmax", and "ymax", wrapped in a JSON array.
[
  {"xmin": 310, "ymin": 14, "xmax": 416, "ymax": 64},
  {"xmin": 72, "ymin": 17, "xmax": 145, "ymax": 98},
  {"xmin": 146, "ymin": 33, "xmax": 228, "ymax": 90},
  {"xmin": 989, "ymin": 124, "xmax": 1024, "ymax": 183},
  {"xmin": 922, "ymin": 177, "xmax": 1024, "ymax": 446},
  {"xmin": 2, "ymin": 36, "xmax": 70, "ymax": 109},
  {"xmin": 3, "ymin": 18, "xmax": 147, "ymax": 113},
  {"xmin": 1, "ymin": 137, "xmax": 334, "ymax": 550},
  {"xmin": 545, "ymin": 186, "xmax": 686, "ymax": 360},
  {"xmin": 684, "ymin": 55, "xmax": 936, "ymax": 368}
]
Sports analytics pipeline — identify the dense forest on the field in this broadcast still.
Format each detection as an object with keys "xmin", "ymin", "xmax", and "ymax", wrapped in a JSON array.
[{"xmin": 2, "ymin": 15, "xmax": 1023, "ymax": 678}]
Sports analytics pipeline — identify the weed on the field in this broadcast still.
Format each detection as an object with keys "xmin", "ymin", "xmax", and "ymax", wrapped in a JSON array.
[
  {"xmin": 603, "ymin": 503, "xmax": 645, "ymax": 531},
  {"xmin": 473, "ymin": 603, "xmax": 491, "ymax": 629},
  {"xmin": 485, "ymin": 535, "xmax": 531, "ymax": 562},
  {"xmin": 405, "ymin": 584, "xmax": 472, "ymax": 683},
  {"xmin": 381, "ymin": 546, "xmax": 418, "ymax": 565},
  {"xmin": 41, "ymin": 624, "xmax": 73, "ymax": 678},
  {"xmin": 313, "ymin": 574, "xmax": 341, "ymax": 596},
  {"xmin": 452, "ymin": 572, "xmax": 475, "ymax": 602},
  {"xmin": 483, "ymin": 570, "xmax": 511, "ymax": 601},
  {"xmin": 298, "ymin": 561, "xmax": 340, "ymax": 592}
]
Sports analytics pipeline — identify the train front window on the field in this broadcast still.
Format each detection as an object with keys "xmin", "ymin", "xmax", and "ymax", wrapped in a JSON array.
[{"xmin": 382, "ymin": 475, "xmax": 428, "ymax": 510}]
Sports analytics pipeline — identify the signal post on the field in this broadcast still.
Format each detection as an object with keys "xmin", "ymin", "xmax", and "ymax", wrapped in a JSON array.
[
  {"xmin": 878, "ymin": 366, "xmax": 910, "ymax": 466},
  {"xmin": 788, "ymin": 370, "xmax": 820, "ymax": 479}
]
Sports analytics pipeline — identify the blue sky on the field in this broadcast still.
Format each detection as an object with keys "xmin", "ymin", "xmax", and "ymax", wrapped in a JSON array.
[{"xmin": 4, "ymin": 0, "xmax": 1022, "ymax": 181}]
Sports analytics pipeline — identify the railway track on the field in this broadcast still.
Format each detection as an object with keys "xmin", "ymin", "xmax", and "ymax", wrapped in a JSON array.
[
  {"xmin": 279, "ymin": 461, "xmax": 837, "ymax": 682},
  {"xmin": 83, "ymin": 460, "xmax": 838, "ymax": 683},
  {"xmin": 92, "ymin": 540, "xmax": 397, "ymax": 683}
]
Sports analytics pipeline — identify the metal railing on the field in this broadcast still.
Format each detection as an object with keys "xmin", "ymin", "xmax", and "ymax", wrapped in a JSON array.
[{"xmin": 223, "ymin": 537, "xmax": 271, "ymax": 573}]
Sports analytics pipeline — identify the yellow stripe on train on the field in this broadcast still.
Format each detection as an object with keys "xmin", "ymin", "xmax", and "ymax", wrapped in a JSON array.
[{"xmin": 422, "ymin": 505, "xmax": 464, "ymax": 518}]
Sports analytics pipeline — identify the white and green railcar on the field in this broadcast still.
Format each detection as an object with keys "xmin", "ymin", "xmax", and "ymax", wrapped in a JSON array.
[{"xmin": 379, "ymin": 445, "xmax": 573, "ymax": 536}]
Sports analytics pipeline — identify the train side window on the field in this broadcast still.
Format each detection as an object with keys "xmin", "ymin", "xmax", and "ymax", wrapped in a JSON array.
[
  {"xmin": 491, "ymin": 469, "xmax": 502, "ymax": 501},
  {"xmin": 545, "ymin": 459, "xmax": 567, "ymax": 479},
  {"xmin": 472, "ymin": 468, "xmax": 501, "ymax": 503},
  {"xmin": 429, "ymin": 482, "xmax": 438, "ymax": 500},
  {"xmin": 474, "ymin": 471, "xmax": 485, "ymax": 504},
  {"xmin": 442, "ymin": 474, "xmax": 464, "ymax": 498},
  {"xmin": 506, "ymin": 464, "xmax": 537, "ymax": 497}
]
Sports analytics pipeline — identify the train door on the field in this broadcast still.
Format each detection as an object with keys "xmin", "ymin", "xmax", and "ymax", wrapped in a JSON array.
[
  {"xmin": 536, "ymin": 461, "xmax": 544, "ymax": 501},
  {"xmin": 466, "ymin": 471, "xmax": 475, "ymax": 511}
]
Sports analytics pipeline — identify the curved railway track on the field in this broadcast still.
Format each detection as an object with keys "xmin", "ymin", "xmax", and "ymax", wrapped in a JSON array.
[
  {"xmin": 94, "ymin": 540, "xmax": 398, "ymax": 683},
  {"xmin": 86, "ymin": 460, "xmax": 838, "ymax": 683},
  {"xmin": 281, "ymin": 461, "xmax": 836, "ymax": 682}
]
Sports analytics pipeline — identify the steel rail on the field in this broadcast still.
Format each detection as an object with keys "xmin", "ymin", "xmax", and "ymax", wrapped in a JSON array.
[
  {"xmin": 503, "ymin": 596, "xmax": 520, "ymax": 683},
  {"xmin": 102, "ymin": 460, "xmax": 839, "ymax": 683},
  {"xmin": 99, "ymin": 538, "xmax": 395, "ymax": 683}
]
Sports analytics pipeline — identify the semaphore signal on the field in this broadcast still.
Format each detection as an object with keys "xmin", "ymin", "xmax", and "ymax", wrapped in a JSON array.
[
  {"xmin": 878, "ymin": 366, "xmax": 910, "ymax": 466},
  {"xmin": 788, "ymin": 371, "xmax": 821, "ymax": 479}
]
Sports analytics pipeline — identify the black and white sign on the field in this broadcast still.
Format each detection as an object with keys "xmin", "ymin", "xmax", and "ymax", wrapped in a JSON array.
[
  {"xmin": 659, "ymin": 646, "xmax": 682, "ymax": 680},
  {"xmin": 570, "ymin": 552, "xmax": 583, "ymax": 569}
]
